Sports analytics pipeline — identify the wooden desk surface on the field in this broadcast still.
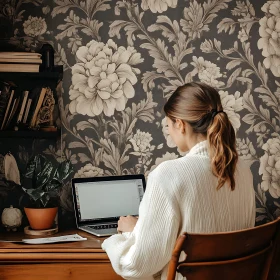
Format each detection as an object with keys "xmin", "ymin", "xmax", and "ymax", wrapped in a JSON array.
[
  {"xmin": 0, "ymin": 229, "xmax": 122, "ymax": 280},
  {"xmin": 0, "ymin": 229, "xmax": 104, "ymax": 253}
]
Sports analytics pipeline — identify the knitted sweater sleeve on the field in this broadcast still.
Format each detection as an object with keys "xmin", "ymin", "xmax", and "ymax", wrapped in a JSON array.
[{"xmin": 101, "ymin": 169, "xmax": 180, "ymax": 280}]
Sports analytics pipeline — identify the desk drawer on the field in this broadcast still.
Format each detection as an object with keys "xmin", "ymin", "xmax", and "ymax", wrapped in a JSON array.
[{"xmin": 0, "ymin": 263, "xmax": 123, "ymax": 280}]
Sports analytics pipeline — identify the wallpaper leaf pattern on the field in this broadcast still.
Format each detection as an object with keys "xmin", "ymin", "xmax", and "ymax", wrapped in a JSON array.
[{"xmin": 0, "ymin": 0, "xmax": 279, "ymax": 249}]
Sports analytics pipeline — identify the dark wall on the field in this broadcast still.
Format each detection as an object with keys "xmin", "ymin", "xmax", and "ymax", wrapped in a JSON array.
[{"xmin": 0, "ymin": 0, "xmax": 279, "ymax": 276}]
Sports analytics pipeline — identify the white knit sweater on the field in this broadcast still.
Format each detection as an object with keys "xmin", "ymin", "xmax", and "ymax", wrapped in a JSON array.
[{"xmin": 102, "ymin": 141, "xmax": 256, "ymax": 280}]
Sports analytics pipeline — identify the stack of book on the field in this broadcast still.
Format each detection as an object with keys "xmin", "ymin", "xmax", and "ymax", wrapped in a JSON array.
[
  {"xmin": 0, "ymin": 81, "xmax": 52, "ymax": 131},
  {"xmin": 0, "ymin": 52, "xmax": 42, "ymax": 73}
]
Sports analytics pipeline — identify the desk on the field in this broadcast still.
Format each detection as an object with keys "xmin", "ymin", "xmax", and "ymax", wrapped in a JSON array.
[{"xmin": 0, "ymin": 229, "xmax": 123, "ymax": 280}]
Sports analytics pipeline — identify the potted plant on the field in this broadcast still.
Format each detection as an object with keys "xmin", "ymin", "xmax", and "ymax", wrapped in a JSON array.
[{"xmin": 4, "ymin": 153, "xmax": 73, "ymax": 230}]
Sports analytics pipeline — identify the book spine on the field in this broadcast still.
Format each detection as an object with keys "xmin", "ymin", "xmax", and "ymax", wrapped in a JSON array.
[
  {"xmin": 22, "ymin": 98, "xmax": 32, "ymax": 124},
  {"xmin": 1, "ymin": 89, "xmax": 14, "ymax": 130},
  {"xmin": 30, "ymin": 87, "xmax": 47, "ymax": 128},
  {"xmin": 0, "ymin": 83, "xmax": 11, "ymax": 126},
  {"xmin": 17, "ymin": 90, "xmax": 29, "ymax": 123},
  {"xmin": 5, "ymin": 98, "xmax": 19, "ymax": 129},
  {"xmin": 0, "ymin": 64, "xmax": 39, "ymax": 73}
]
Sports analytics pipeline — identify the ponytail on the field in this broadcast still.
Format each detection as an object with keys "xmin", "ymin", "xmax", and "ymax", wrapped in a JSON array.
[{"xmin": 207, "ymin": 112, "xmax": 238, "ymax": 190}]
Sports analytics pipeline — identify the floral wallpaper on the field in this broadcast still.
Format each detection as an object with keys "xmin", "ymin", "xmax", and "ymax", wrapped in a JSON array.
[{"xmin": 0, "ymin": 0, "xmax": 280, "ymax": 274}]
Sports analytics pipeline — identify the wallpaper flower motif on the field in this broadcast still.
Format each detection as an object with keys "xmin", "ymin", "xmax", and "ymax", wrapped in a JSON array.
[
  {"xmin": 130, "ymin": 129, "xmax": 155, "ymax": 156},
  {"xmin": 259, "ymin": 135, "xmax": 280, "ymax": 199},
  {"xmin": 69, "ymin": 39, "xmax": 143, "ymax": 117},
  {"xmin": 191, "ymin": 56, "xmax": 224, "ymax": 87},
  {"xmin": 258, "ymin": 0, "xmax": 280, "ymax": 77},
  {"xmin": 23, "ymin": 16, "xmax": 47, "ymax": 37},
  {"xmin": 218, "ymin": 90, "xmax": 243, "ymax": 130},
  {"xmin": 236, "ymin": 138, "xmax": 256, "ymax": 160},
  {"xmin": 75, "ymin": 163, "xmax": 104, "ymax": 178}
]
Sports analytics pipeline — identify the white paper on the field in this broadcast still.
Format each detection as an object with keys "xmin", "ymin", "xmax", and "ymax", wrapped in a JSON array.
[{"xmin": 21, "ymin": 234, "xmax": 87, "ymax": 244}]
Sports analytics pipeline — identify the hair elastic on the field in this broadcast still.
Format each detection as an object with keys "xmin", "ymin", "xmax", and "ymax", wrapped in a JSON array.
[{"xmin": 211, "ymin": 109, "xmax": 224, "ymax": 119}]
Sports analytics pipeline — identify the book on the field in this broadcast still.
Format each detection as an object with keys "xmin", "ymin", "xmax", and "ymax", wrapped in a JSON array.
[
  {"xmin": 1, "ymin": 89, "xmax": 14, "ymax": 130},
  {"xmin": 0, "ymin": 64, "xmax": 39, "ymax": 72},
  {"xmin": 25, "ymin": 87, "xmax": 41, "ymax": 125},
  {"xmin": 5, "ymin": 97, "xmax": 20, "ymax": 129},
  {"xmin": 0, "ymin": 58, "xmax": 42, "ymax": 64},
  {"xmin": 0, "ymin": 52, "xmax": 41, "ymax": 58},
  {"xmin": 22, "ymin": 98, "xmax": 32, "ymax": 124},
  {"xmin": 16, "ymin": 90, "xmax": 29, "ymax": 123},
  {"xmin": 0, "ymin": 82, "xmax": 11, "ymax": 127},
  {"xmin": 30, "ymin": 87, "xmax": 47, "ymax": 127}
]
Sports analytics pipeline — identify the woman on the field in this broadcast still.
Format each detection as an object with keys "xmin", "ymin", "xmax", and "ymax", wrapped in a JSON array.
[{"xmin": 102, "ymin": 82, "xmax": 255, "ymax": 280}]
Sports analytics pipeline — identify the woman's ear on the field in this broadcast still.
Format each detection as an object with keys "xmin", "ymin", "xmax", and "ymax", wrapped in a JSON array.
[{"xmin": 175, "ymin": 119, "xmax": 186, "ymax": 134}]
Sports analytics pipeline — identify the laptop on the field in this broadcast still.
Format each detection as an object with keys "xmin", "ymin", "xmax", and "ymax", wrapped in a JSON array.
[{"xmin": 72, "ymin": 174, "xmax": 146, "ymax": 237}]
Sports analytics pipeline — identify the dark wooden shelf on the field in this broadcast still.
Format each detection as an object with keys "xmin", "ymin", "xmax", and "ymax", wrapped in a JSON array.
[
  {"xmin": 0, "ymin": 71, "xmax": 62, "ymax": 81},
  {"xmin": 0, "ymin": 130, "xmax": 60, "ymax": 139},
  {"xmin": 0, "ymin": 69, "xmax": 63, "ymax": 140}
]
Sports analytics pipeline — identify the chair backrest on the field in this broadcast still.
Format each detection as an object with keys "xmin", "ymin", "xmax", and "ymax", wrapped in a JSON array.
[{"xmin": 167, "ymin": 218, "xmax": 280, "ymax": 280}]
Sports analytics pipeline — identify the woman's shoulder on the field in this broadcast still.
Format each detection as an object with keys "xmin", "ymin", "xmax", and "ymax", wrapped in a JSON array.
[
  {"xmin": 236, "ymin": 158, "xmax": 253, "ymax": 178},
  {"xmin": 149, "ymin": 157, "xmax": 179, "ymax": 177},
  {"xmin": 149, "ymin": 154, "xmax": 207, "ymax": 179}
]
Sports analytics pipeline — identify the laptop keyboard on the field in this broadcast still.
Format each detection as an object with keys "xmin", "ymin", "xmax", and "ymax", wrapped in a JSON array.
[{"xmin": 88, "ymin": 224, "xmax": 118, "ymax": 230}]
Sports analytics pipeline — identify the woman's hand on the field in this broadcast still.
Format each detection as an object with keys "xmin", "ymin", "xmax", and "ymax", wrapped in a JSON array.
[{"xmin": 117, "ymin": 215, "xmax": 138, "ymax": 233}]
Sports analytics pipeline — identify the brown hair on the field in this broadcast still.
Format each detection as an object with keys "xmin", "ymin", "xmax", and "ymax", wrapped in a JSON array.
[{"xmin": 163, "ymin": 82, "xmax": 238, "ymax": 190}]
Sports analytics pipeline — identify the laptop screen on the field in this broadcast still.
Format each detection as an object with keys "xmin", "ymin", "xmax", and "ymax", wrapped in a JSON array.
[{"xmin": 72, "ymin": 175, "xmax": 145, "ymax": 224}]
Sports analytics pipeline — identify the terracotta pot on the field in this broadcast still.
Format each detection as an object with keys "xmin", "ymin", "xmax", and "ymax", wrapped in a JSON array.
[{"xmin": 24, "ymin": 207, "xmax": 58, "ymax": 230}]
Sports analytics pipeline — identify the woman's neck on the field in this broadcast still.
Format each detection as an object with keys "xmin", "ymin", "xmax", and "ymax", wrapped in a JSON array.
[{"xmin": 187, "ymin": 134, "xmax": 207, "ymax": 151}]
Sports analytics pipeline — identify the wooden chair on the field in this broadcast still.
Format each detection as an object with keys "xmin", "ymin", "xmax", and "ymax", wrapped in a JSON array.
[{"xmin": 167, "ymin": 218, "xmax": 280, "ymax": 280}]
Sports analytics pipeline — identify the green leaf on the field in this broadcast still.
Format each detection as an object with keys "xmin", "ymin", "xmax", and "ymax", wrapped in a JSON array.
[
  {"xmin": 36, "ymin": 162, "xmax": 55, "ymax": 188},
  {"xmin": 53, "ymin": 160, "xmax": 73, "ymax": 183},
  {"xmin": 26, "ymin": 188, "xmax": 44, "ymax": 202},
  {"xmin": 40, "ymin": 193, "xmax": 50, "ymax": 207},
  {"xmin": 44, "ymin": 181, "xmax": 60, "ymax": 192},
  {"xmin": 23, "ymin": 155, "xmax": 73, "ymax": 207},
  {"xmin": 24, "ymin": 155, "xmax": 46, "ymax": 179}
]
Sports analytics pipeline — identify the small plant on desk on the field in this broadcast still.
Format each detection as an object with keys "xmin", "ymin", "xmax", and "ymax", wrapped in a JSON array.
[{"xmin": 4, "ymin": 153, "xmax": 73, "ymax": 230}]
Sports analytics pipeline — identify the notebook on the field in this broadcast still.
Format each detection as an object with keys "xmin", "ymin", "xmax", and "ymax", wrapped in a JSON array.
[{"xmin": 72, "ymin": 175, "xmax": 146, "ymax": 237}]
